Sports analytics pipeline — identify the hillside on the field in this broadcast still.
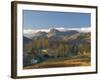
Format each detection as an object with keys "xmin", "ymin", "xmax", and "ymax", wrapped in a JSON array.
[
  {"xmin": 23, "ymin": 28, "xmax": 91, "ymax": 68},
  {"xmin": 23, "ymin": 36, "xmax": 32, "ymax": 44}
]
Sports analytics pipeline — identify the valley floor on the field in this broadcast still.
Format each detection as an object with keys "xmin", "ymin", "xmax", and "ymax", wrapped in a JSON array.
[{"xmin": 23, "ymin": 55, "xmax": 91, "ymax": 69}]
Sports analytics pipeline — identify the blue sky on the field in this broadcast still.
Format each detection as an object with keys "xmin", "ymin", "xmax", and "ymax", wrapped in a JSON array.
[{"xmin": 23, "ymin": 10, "xmax": 91, "ymax": 29}]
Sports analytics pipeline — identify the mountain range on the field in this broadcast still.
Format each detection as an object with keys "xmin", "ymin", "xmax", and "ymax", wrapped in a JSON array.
[
  {"xmin": 24, "ymin": 27, "xmax": 90, "ymax": 38},
  {"xmin": 23, "ymin": 28, "xmax": 90, "ymax": 45}
]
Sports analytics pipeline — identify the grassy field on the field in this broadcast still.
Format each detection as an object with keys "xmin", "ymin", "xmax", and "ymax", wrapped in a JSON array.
[{"xmin": 23, "ymin": 54, "xmax": 91, "ymax": 69}]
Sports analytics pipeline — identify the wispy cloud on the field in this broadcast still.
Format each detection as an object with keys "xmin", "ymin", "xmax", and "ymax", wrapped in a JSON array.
[
  {"xmin": 65, "ymin": 27, "xmax": 91, "ymax": 32},
  {"xmin": 24, "ymin": 29, "xmax": 50, "ymax": 34}
]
